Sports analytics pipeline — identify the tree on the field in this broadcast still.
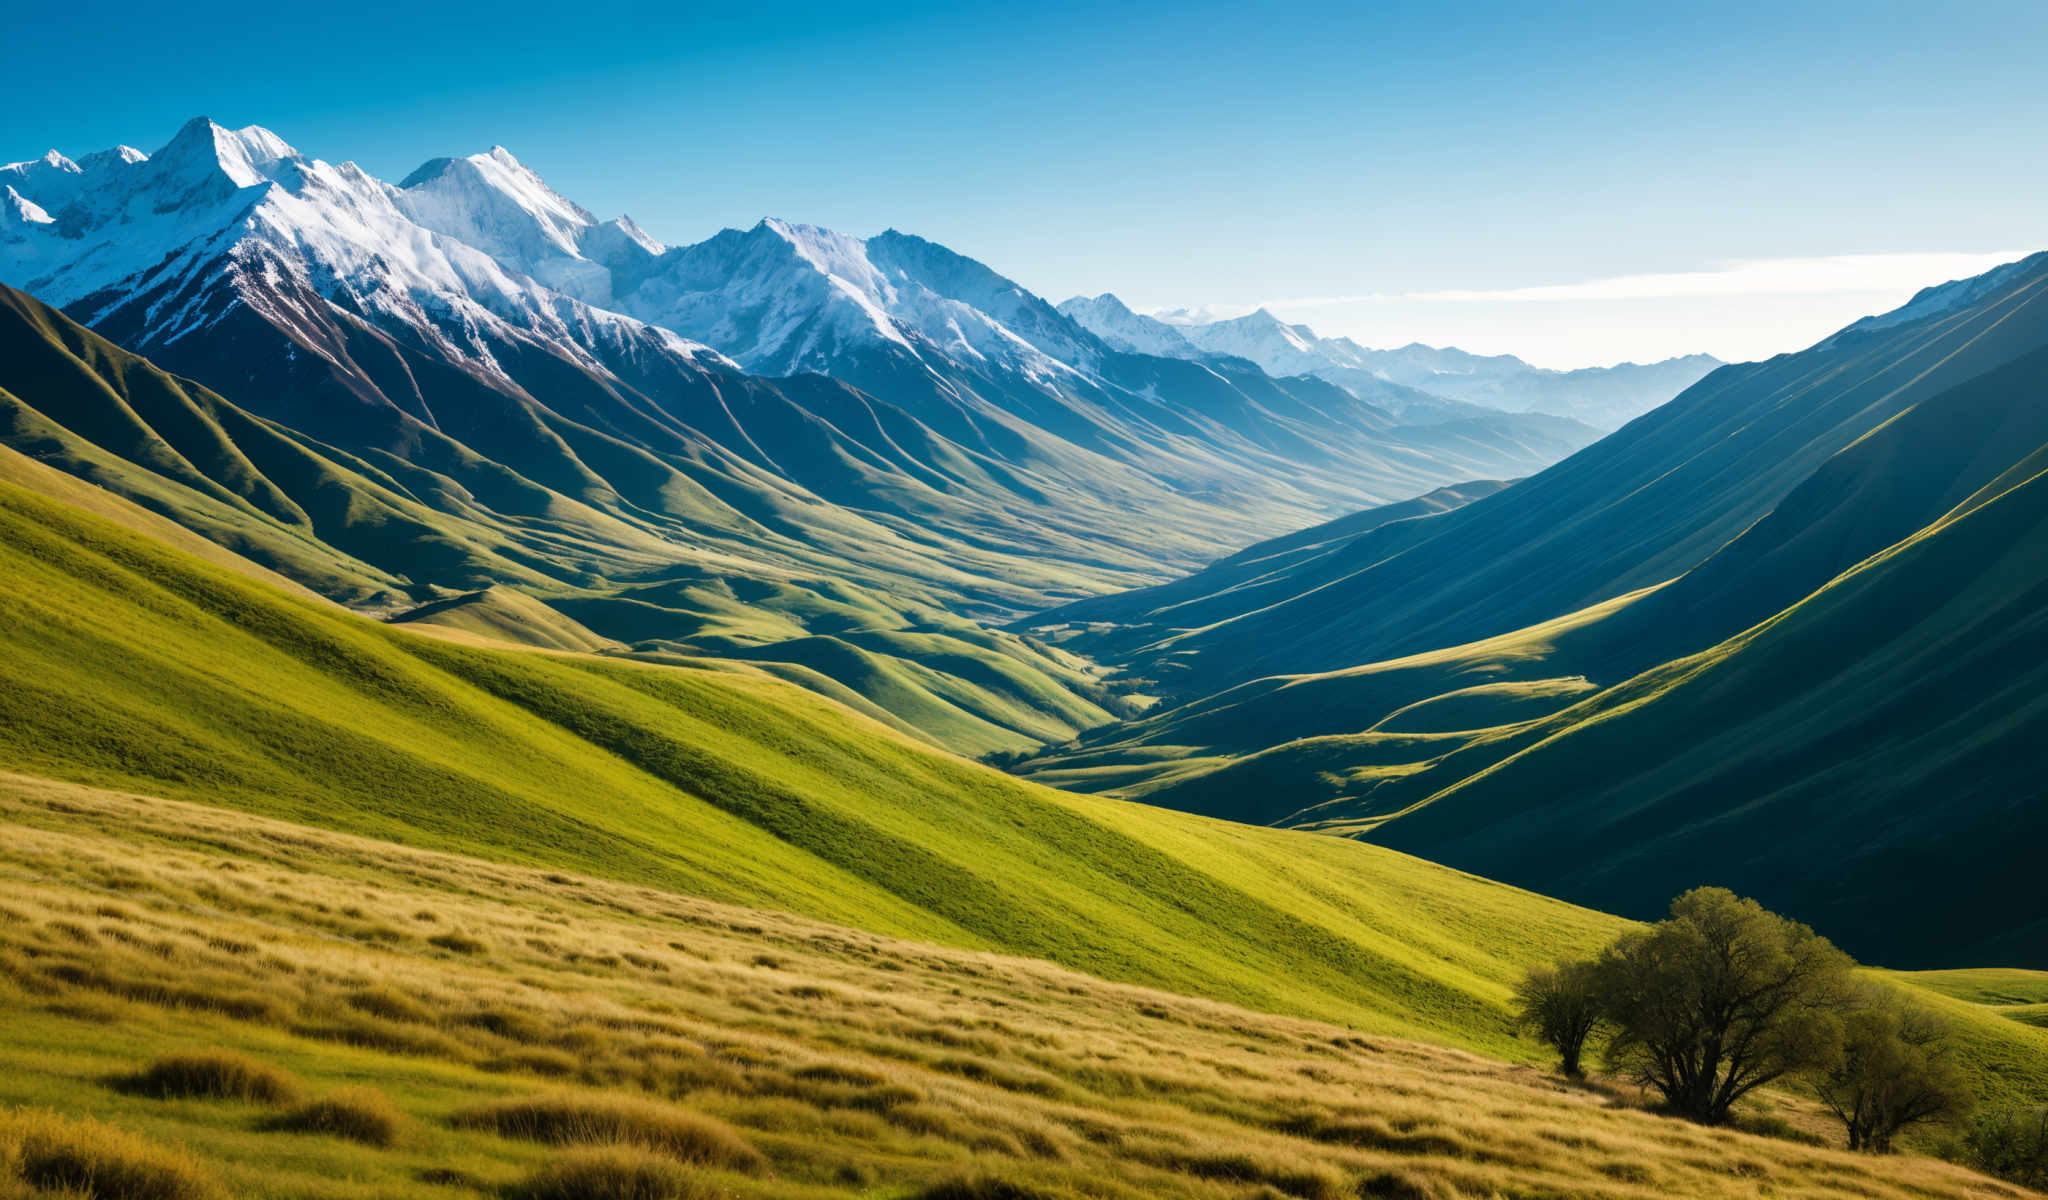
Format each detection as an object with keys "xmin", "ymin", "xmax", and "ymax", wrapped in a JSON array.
[
  {"xmin": 1962, "ymin": 1106, "xmax": 2048, "ymax": 1188},
  {"xmin": 1515, "ymin": 960, "xmax": 1604, "ymax": 1076},
  {"xmin": 1592, "ymin": 887, "xmax": 1854, "ymax": 1124},
  {"xmin": 1812, "ymin": 994, "xmax": 1972, "ymax": 1151}
]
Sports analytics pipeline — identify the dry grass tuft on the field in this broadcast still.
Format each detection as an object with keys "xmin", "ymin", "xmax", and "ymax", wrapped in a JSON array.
[
  {"xmin": 1354, "ymin": 1168, "xmax": 1458, "ymax": 1200},
  {"xmin": 916, "ymin": 1174, "xmax": 1075, "ymax": 1200},
  {"xmin": 0, "ymin": 1107, "xmax": 224, "ymax": 1200},
  {"xmin": 507, "ymin": 1144, "xmax": 705, "ymax": 1200},
  {"xmin": 452, "ymin": 1092, "xmax": 764, "ymax": 1173},
  {"xmin": 269, "ymin": 1087, "xmax": 405, "ymax": 1146},
  {"xmin": 120, "ymin": 1049, "xmax": 303, "ymax": 1106}
]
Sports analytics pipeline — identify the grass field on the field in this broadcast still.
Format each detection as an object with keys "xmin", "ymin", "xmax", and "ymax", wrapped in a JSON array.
[
  {"xmin": 0, "ymin": 469, "xmax": 1632, "ymax": 1057},
  {"xmin": 0, "ymin": 775, "xmax": 2032, "ymax": 1200}
]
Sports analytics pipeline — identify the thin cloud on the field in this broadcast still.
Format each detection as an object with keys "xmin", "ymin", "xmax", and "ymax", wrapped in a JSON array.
[{"xmin": 1261, "ymin": 251, "xmax": 2032, "ymax": 309}]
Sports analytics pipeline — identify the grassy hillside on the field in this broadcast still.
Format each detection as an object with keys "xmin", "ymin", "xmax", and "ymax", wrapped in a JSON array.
[
  {"xmin": 0, "ymin": 284, "xmax": 1128, "ymax": 755},
  {"xmin": 3, "ymin": 777, "xmax": 2025, "ymax": 1200},
  {"xmin": 1017, "ymin": 277, "xmax": 2048, "ymax": 970},
  {"xmin": 0, "ymin": 469, "xmax": 1636, "ymax": 1056}
]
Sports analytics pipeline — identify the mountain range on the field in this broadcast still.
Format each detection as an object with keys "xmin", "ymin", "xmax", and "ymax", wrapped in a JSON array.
[
  {"xmin": 0, "ymin": 118, "xmax": 1643, "ymax": 755},
  {"xmin": 1059, "ymin": 292, "xmax": 1722, "ymax": 427}
]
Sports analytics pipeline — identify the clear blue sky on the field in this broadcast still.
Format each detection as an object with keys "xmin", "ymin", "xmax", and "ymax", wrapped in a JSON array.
[{"xmin": 6, "ymin": 0, "xmax": 2044, "ymax": 366}]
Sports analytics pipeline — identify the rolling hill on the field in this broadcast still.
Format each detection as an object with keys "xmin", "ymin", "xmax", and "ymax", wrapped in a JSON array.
[
  {"xmin": 0, "ymin": 421, "xmax": 2041, "ymax": 1200},
  {"xmin": 1017, "ymin": 253, "xmax": 2048, "ymax": 969}
]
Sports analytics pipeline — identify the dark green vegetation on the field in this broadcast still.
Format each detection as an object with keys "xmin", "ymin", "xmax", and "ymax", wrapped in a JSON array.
[
  {"xmin": 0, "ymin": 776, "xmax": 2033, "ymax": 1199},
  {"xmin": 1020, "ymin": 252, "xmax": 2048, "ymax": 969},
  {"xmin": 1523, "ymin": 891, "xmax": 1994, "ymax": 1167}
]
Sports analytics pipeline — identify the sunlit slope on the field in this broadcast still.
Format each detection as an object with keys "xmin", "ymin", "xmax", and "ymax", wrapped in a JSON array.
[
  {"xmin": 1019, "ymin": 304, "xmax": 2048, "ymax": 970},
  {"xmin": 1031, "ymin": 252, "xmax": 2048, "ymax": 695},
  {"xmin": 0, "ymin": 777, "xmax": 2029, "ymax": 1200},
  {"xmin": 1367, "ymin": 420, "xmax": 2048, "ymax": 968},
  {"xmin": 0, "ymin": 474, "xmax": 1629, "ymax": 1055},
  {"xmin": 0, "ymin": 284, "xmax": 1120, "ymax": 754}
]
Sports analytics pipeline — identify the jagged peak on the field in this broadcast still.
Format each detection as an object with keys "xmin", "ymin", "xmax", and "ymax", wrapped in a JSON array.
[
  {"xmin": 17, "ymin": 149, "xmax": 77, "ymax": 173},
  {"xmin": 153, "ymin": 117, "xmax": 300, "ymax": 189}
]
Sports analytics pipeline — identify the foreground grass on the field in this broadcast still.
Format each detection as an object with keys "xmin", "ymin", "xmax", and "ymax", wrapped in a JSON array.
[{"xmin": 0, "ymin": 775, "xmax": 2029, "ymax": 1200}]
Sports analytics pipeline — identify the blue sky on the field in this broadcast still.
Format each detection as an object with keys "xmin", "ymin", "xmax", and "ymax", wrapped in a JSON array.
[{"xmin": 6, "ymin": 0, "xmax": 2044, "ymax": 366}]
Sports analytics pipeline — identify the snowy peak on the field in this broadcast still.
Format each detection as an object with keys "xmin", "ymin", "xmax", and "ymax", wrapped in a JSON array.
[
  {"xmin": 1831, "ymin": 251, "xmax": 2048, "ymax": 341},
  {"xmin": 153, "ymin": 117, "xmax": 300, "ymax": 190},
  {"xmin": 394, "ymin": 144, "xmax": 660, "ymax": 304},
  {"xmin": 1057, "ymin": 293, "xmax": 1196, "ymax": 357}
]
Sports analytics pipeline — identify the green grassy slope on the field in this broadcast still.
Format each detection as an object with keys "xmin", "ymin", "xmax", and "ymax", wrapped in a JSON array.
[
  {"xmin": 1362, "ymin": 415, "xmax": 2048, "ymax": 967},
  {"xmin": 1017, "ymin": 275, "xmax": 2048, "ymax": 971},
  {"xmin": 388, "ymin": 586, "xmax": 626, "ymax": 652},
  {"xmin": 0, "ymin": 471, "xmax": 1632, "ymax": 1056},
  {"xmin": 0, "ymin": 284, "xmax": 1122, "ymax": 755}
]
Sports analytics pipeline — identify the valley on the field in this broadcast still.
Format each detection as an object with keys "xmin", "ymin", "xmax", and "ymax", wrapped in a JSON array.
[{"xmin": 2, "ymin": 90, "xmax": 2045, "ymax": 1200}]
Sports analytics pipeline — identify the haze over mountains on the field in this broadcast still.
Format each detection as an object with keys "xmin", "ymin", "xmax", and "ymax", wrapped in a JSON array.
[{"xmin": 1059, "ymin": 292, "xmax": 1722, "ymax": 428}]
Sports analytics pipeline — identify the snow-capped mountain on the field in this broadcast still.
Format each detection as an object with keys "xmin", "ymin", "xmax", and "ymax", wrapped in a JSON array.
[
  {"xmin": 393, "ymin": 146, "xmax": 662, "ymax": 306},
  {"xmin": 0, "ymin": 115, "xmax": 1601, "ymax": 613},
  {"xmin": 1054, "ymin": 293, "xmax": 1195, "ymax": 357},
  {"xmin": 1061, "ymin": 294, "xmax": 1720, "ymax": 429}
]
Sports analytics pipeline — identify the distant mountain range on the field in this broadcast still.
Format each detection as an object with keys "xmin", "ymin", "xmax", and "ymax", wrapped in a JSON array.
[
  {"xmin": 1059, "ymin": 292, "xmax": 1721, "ymax": 428},
  {"xmin": 0, "ymin": 117, "xmax": 1622, "ymax": 756},
  {"xmin": 1021, "ymin": 249, "xmax": 2048, "ymax": 967}
]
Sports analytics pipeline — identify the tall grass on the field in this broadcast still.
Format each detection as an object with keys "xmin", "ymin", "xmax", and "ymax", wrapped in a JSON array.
[{"xmin": 0, "ymin": 773, "xmax": 2033, "ymax": 1200}]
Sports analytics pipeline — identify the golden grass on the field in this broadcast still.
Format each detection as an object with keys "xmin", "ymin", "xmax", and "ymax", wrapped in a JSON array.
[
  {"xmin": 452, "ymin": 1093, "xmax": 763, "ymax": 1173},
  {"xmin": 0, "ymin": 1107, "xmax": 223, "ymax": 1200},
  {"xmin": 507, "ymin": 1144, "xmax": 708, "ymax": 1200},
  {"xmin": 271, "ymin": 1086, "xmax": 406, "ymax": 1146},
  {"xmin": 0, "ymin": 772, "xmax": 2029, "ymax": 1200},
  {"xmin": 120, "ymin": 1049, "xmax": 303, "ymax": 1106}
]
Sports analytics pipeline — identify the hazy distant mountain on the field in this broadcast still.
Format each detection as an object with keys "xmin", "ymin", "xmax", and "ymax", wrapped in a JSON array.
[{"xmin": 1062, "ymin": 293, "xmax": 1719, "ymax": 428}]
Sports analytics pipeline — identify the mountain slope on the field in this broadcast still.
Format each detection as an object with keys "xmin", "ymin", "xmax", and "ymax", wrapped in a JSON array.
[
  {"xmin": 0, "ymin": 281, "xmax": 1126, "ymax": 754},
  {"xmin": 0, "ymin": 464, "xmax": 1635, "ymax": 1054},
  {"xmin": 1359, "ymin": 340, "xmax": 2048, "ymax": 968},
  {"xmin": 1030, "ymin": 252, "xmax": 2048, "ymax": 699},
  {"xmin": 1021, "ymin": 255, "xmax": 2048, "ymax": 968},
  {"xmin": 0, "ymin": 118, "xmax": 1614, "ymax": 750}
]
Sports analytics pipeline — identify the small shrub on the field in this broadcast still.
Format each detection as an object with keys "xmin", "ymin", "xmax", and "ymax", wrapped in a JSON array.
[
  {"xmin": 0, "ymin": 1107, "xmax": 225, "ymax": 1200},
  {"xmin": 451, "ymin": 1093, "xmax": 763, "ymax": 1172},
  {"xmin": 508, "ymin": 1144, "xmax": 702, "ymax": 1200},
  {"xmin": 121, "ymin": 1049, "xmax": 303, "ymax": 1105},
  {"xmin": 1732, "ymin": 1112, "xmax": 1827, "ymax": 1146},
  {"xmin": 270, "ymin": 1087, "xmax": 404, "ymax": 1146}
]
